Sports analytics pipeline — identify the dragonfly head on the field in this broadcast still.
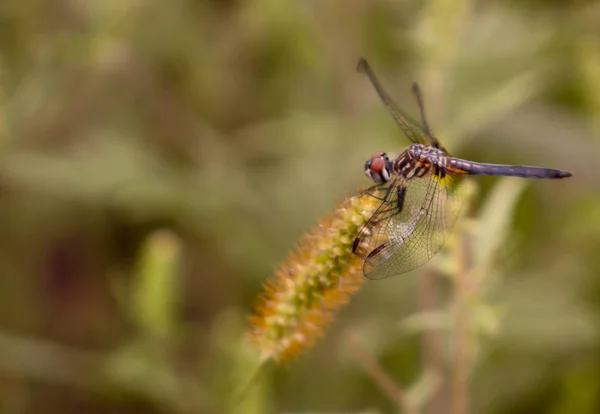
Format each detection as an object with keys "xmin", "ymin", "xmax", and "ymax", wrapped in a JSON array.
[{"xmin": 365, "ymin": 152, "xmax": 392, "ymax": 183}]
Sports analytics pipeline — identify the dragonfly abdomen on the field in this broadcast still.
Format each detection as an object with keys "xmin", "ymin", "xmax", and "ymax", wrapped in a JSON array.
[{"xmin": 449, "ymin": 159, "xmax": 572, "ymax": 179}]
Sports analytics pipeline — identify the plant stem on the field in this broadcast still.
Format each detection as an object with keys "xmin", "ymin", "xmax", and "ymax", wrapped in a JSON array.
[
  {"xmin": 451, "ymin": 230, "xmax": 473, "ymax": 414},
  {"xmin": 345, "ymin": 331, "xmax": 416, "ymax": 414},
  {"xmin": 418, "ymin": 270, "xmax": 445, "ymax": 414}
]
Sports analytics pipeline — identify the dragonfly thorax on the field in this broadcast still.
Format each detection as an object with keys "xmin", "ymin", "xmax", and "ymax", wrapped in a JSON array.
[
  {"xmin": 407, "ymin": 143, "xmax": 445, "ymax": 162},
  {"xmin": 392, "ymin": 144, "xmax": 448, "ymax": 180}
]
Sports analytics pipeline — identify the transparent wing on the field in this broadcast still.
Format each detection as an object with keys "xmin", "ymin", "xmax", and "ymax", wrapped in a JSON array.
[
  {"xmin": 357, "ymin": 58, "xmax": 426, "ymax": 145},
  {"xmin": 353, "ymin": 171, "xmax": 464, "ymax": 279},
  {"xmin": 357, "ymin": 58, "xmax": 446, "ymax": 150}
]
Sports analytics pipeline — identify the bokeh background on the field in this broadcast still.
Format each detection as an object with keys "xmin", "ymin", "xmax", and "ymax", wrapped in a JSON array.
[{"xmin": 1, "ymin": 0, "xmax": 600, "ymax": 413}]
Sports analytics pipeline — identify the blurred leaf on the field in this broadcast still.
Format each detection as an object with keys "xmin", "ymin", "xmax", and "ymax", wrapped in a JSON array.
[
  {"xmin": 577, "ymin": 34, "xmax": 600, "ymax": 133},
  {"xmin": 398, "ymin": 310, "xmax": 450, "ymax": 335},
  {"xmin": 132, "ymin": 229, "xmax": 181, "ymax": 338},
  {"xmin": 404, "ymin": 367, "xmax": 443, "ymax": 412},
  {"xmin": 549, "ymin": 363, "xmax": 600, "ymax": 414},
  {"xmin": 475, "ymin": 177, "xmax": 527, "ymax": 271},
  {"xmin": 445, "ymin": 5, "xmax": 559, "ymax": 144},
  {"xmin": 471, "ymin": 300, "xmax": 504, "ymax": 339}
]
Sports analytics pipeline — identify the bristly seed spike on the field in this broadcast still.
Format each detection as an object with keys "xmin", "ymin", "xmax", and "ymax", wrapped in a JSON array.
[{"xmin": 247, "ymin": 192, "xmax": 381, "ymax": 363}]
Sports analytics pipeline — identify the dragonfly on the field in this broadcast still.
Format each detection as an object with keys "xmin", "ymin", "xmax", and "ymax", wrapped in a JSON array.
[{"xmin": 352, "ymin": 58, "xmax": 573, "ymax": 280}]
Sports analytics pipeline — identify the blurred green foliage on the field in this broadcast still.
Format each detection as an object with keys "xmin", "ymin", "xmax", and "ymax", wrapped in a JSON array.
[{"xmin": 0, "ymin": 0, "xmax": 599, "ymax": 413}]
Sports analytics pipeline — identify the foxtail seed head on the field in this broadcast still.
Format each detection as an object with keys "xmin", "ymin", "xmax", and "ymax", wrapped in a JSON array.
[{"xmin": 247, "ymin": 191, "xmax": 380, "ymax": 362}]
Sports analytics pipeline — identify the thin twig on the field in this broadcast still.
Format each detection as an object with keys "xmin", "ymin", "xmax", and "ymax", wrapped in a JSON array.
[
  {"xmin": 451, "ymin": 230, "xmax": 472, "ymax": 414},
  {"xmin": 418, "ymin": 270, "xmax": 445, "ymax": 414},
  {"xmin": 345, "ymin": 331, "xmax": 416, "ymax": 414}
]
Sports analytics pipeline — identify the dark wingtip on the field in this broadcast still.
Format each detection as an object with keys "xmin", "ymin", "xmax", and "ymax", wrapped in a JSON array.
[
  {"xmin": 356, "ymin": 57, "xmax": 368, "ymax": 73},
  {"xmin": 411, "ymin": 82, "xmax": 421, "ymax": 94}
]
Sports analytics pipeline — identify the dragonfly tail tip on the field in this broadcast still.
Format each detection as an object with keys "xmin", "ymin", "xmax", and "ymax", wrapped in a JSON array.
[{"xmin": 561, "ymin": 170, "xmax": 573, "ymax": 178}]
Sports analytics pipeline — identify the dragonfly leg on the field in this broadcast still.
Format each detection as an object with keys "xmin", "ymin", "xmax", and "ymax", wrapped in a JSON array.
[
  {"xmin": 396, "ymin": 185, "xmax": 407, "ymax": 212},
  {"xmin": 361, "ymin": 183, "xmax": 387, "ymax": 200},
  {"xmin": 366, "ymin": 243, "xmax": 387, "ymax": 259}
]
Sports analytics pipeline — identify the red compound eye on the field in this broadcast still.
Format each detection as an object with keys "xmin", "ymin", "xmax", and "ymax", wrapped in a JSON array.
[{"xmin": 369, "ymin": 156, "xmax": 385, "ymax": 173}]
